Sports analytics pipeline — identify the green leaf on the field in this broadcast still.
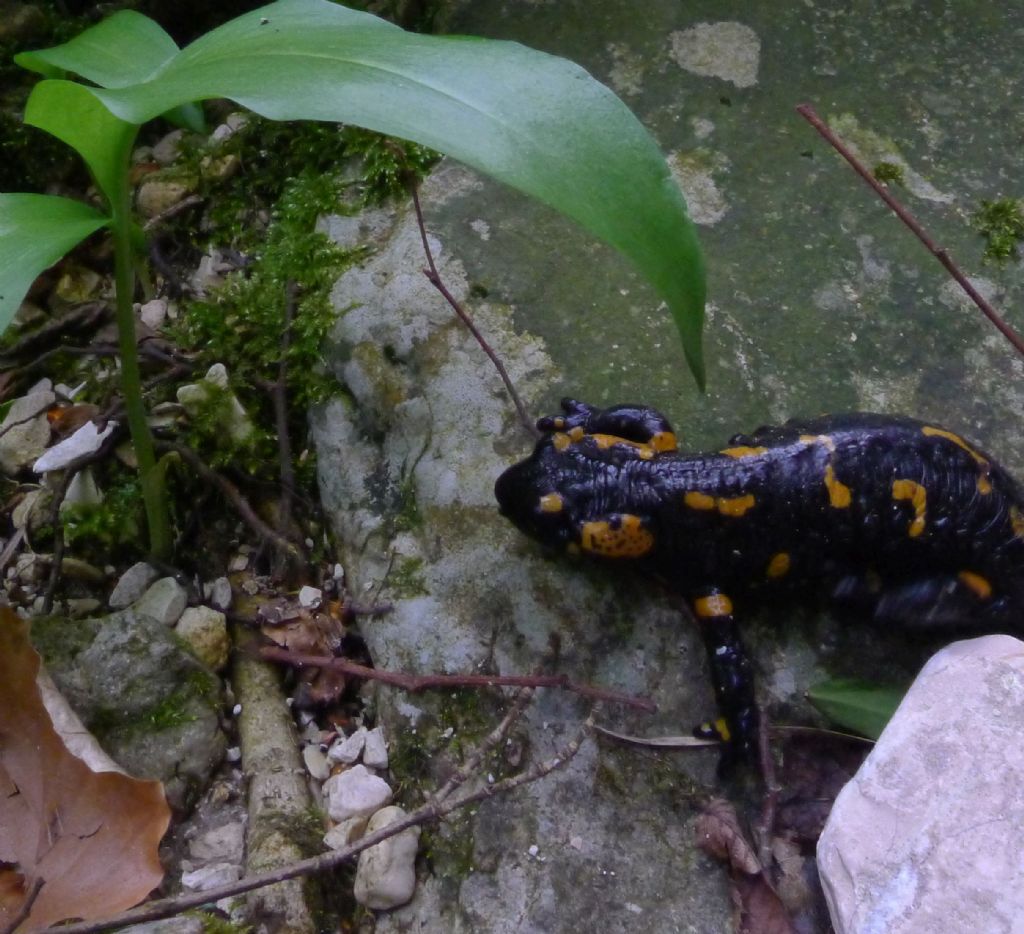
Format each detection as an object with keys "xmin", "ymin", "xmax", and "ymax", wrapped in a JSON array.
[
  {"xmin": 0, "ymin": 195, "xmax": 109, "ymax": 331},
  {"xmin": 24, "ymin": 80, "xmax": 137, "ymax": 207},
  {"xmin": 15, "ymin": 10, "xmax": 180, "ymax": 87},
  {"xmin": 91, "ymin": 0, "xmax": 706, "ymax": 385},
  {"xmin": 807, "ymin": 678, "xmax": 907, "ymax": 740}
]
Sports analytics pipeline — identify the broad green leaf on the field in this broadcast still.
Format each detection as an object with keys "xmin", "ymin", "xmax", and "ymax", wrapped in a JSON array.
[
  {"xmin": 15, "ymin": 10, "xmax": 180, "ymax": 87},
  {"xmin": 24, "ymin": 80, "xmax": 136, "ymax": 208},
  {"xmin": 92, "ymin": 0, "xmax": 706, "ymax": 385},
  {"xmin": 807, "ymin": 678, "xmax": 907, "ymax": 740},
  {"xmin": 0, "ymin": 195, "xmax": 109, "ymax": 330}
]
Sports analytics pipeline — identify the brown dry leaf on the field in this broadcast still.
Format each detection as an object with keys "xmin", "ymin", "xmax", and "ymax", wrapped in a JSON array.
[
  {"xmin": 0, "ymin": 609, "xmax": 170, "ymax": 932},
  {"xmin": 695, "ymin": 799, "xmax": 796, "ymax": 934}
]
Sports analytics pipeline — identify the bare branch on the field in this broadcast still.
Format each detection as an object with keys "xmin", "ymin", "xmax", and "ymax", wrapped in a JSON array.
[{"xmin": 796, "ymin": 103, "xmax": 1024, "ymax": 360}]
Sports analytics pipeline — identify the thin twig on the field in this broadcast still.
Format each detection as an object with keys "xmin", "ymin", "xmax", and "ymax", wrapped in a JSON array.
[
  {"xmin": 141, "ymin": 193, "xmax": 204, "ymax": 232},
  {"xmin": 409, "ymin": 184, "xmax": 539, "ymax": 438},
  {"xmin": 154, "ymin": 441, "xmax": 302, "ymax": 561},
  {"xmin": 253, "ymin": 280, "xmax": 299, "ymax": 575},
  {"xmin": 796, "ymin": 104, "xmax": 1024, "ymax": 359},
  {"xmin": 41, "ymin": 468, "xmax": 77, "ymax": 615},
  {"xmin": 259, "ymin": 645, "xmax": 656, "ymax": 711},
  {"xmin": 44, "ymin": 702, "xmax": 595, "ymax": 934}
]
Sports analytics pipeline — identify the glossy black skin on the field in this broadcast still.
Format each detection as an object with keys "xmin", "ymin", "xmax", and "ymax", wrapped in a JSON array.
[{"xmin": 495, "ymin": 399, "xmax": 1024, "ymax": 765}]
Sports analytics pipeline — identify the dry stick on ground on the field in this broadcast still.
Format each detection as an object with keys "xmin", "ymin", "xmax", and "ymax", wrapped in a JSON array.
[
  {"xmin": 258, "ymin": 644, "xmax": 656, "ymax": 711},
  {"xmin": 409, "ymin": 184, "xmax": 540, "ymax": 439},
  {"xmin": 153, "ymin": 440, "xmax": 302, "ymax": 560},
  {"xmin": 44, "ymin": 700, "xmax": 597, "ymax": 934},
  {"xmin": 796, "ymin": 104, "xmax": 1024, "ymax": 359}
]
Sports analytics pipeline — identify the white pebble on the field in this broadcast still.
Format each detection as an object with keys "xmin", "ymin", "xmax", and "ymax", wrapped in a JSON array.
[
  {"xmin": 323, "ymin": 764, "xmax": 392, "ymax": 822},
  {"xmin": 353, "ymin": 806, "xmax": 420, "ymax": 910}
]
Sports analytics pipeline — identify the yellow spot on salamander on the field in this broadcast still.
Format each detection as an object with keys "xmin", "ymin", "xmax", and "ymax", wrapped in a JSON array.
[
  {"xmin": 684, "ymin": 491, "xmax": 716, "ymax": 510},
  {"xmin": 538, "ymin": 493, "xmax": 564, "ymax": 514},
  {"xmin": 694, "ymin": 593, "xmax": 734, "ymax": 618},
  {"xmin": 922, "ymin": 426, "xmax": 993, "ymax": 495},
  {"xmin": 766, "ymin": 552, "xmax": 791, "ymax": 579},
  {"xmin": 824, "ymin": 465, "xmax": 852, "ymax": 508},
  {"xmin": 1011, "ymin": 506, "xmax": 1024, "ymax": 538},
  {"xmin": 708, "ymin": 717, "xmax": 731, "ymax": 742},
  {"xmin": 650, "ymin": 431, "xmax": 678, "ymax": 453},
  {"xmin": 957, "ymin": 570, "xmax": 992, "ymax": 600},
  {"xmin": 579, "ymin": 515, "xmax": 654, "ymax": 558},
  {"xmin": 717, "ymin": 494, "xmax": 756, "ymax": 517},
  {"xmin": 719, "ymin": 445, "xmax": 768, "ymax": 458},
  {"xmin": 552, "ymin": 432, "xmax": 571, "ymax": 452},
  {"xmin": 551, "ymin": 417, "xmax": 566, "ymax": 429},
  {"xmin": 568, "ymin": 426, "xmax": 585, "ymax": 442},
  {"xmin": 684, "ymin": 491, "xmax": 756, "ymax": 516},
  {"xmin": 892, "ymin": 479, "xmax": 927, "ymax": 537},
  {"xmin": 586, "ymin": 432, "xmax": 656, "ymax": 459}
]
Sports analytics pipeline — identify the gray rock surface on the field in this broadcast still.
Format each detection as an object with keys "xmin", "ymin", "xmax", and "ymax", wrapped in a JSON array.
[
  {"xmin": 818, "ymin": 635, "xmax": 1024, "ymax": 933},
  {"xmin": 313, "ymin": 166, "xmax": 728, "ymax": 932},
  {"xmin": 30, "ymin": 610, "xmax": 226, "ymax": 811}
]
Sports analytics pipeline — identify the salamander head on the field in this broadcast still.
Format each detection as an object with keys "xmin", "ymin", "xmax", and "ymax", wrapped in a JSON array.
[{"xmin": 495, "ymin": 438, "xmax": 582, "ymax": 551}]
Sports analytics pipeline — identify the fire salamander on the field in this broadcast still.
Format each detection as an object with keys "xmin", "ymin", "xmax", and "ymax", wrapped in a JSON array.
[{"xmin": 494, "ymin": 399, "xmax": 1024, "ymax": 767}]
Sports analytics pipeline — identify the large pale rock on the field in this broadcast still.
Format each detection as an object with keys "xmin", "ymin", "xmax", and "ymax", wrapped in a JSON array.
[
  {"xmin": 818, "ymin": 635, "xmax": 1024, "ymax": 933},
  {"xmin": 354, "ymin": 806, "xmax": 420, "ymax": 911}
]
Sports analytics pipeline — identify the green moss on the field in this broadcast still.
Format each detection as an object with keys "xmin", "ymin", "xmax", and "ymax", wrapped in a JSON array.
[
  {"xmin": 191, "ymin": 911, "xmax": 252, "ymax": 934},
  {"xmin": 422, "ymin": 812, "xmax": 476, "ymax": 879},
  {"xmin": 974, "ymin": 197, "xmax": 1024, "ymax": 262},
  {"xmin": 389, "ymin": 555, "xmax": 429, "ymax": 597},
  {"xmin": 61, "ymin": 473, "xmax": 144, "ymax": 560},
  {"xmin": 872, "ymin": 161, "xmax": 904, "ymax": 185}
]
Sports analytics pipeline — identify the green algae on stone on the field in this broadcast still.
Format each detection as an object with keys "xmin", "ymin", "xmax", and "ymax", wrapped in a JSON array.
[{"xmin": 974, "ymin": 198, "xmax": 1024, "ymax": 263}]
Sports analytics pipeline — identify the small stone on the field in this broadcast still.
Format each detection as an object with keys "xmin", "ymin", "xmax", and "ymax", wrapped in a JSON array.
[
  {"xmin": 302, "ymin": 744, "xmax": 331, "ymax": 782},
  {"xmin": 181, "ymin": 862, "xmax": 242, "ymax": 891},
  {"xmin": 188, "ymin": 822, "xmax": 245, "ymax": 863},
  {"xmin": 109, "ymin": 562, "xmax": 160, "ymax": 609},
  {"xmin": 136, "ymin": 178, "xmax": 194, "ymax": 219},
  {"xmin": 14, "ymin": 553, "xmax": 42, "ymax": 584},
  {"xmin": 176, "ymin": 606, "xmax": 229, "ymax": 671},
  {"xmin": 205, "ymin": 576, "xmax": 233, "ymax": 611},
  {"xmin": 324, "ymin": 816, "xmax": 368, "ymax": 850},
  {"xmin": 57, "ymin": 557, "xmax": 105, "ymax": 584},
  {"xmin": 11, "ymin": 489, "xmax": 44, "ymax": 531},
  {"xmin": 241, "ymin": 578, "xmax": 260, "ymax": 595},
  {"xmin": 333, "ymin": 563, "xmax": 344, "ymax": 580},
  {"xmin": 34, "ymin": 421, "xmax": 116, "ymax": 473},
  {"xmin": 228, "ymin": 554, "xmax": 249, "ymax": 572},
  {"xmin": 363, "ymin": 727, "xmax": 389, "ymax": 770},
  {"xmin": 328, "ymin": 727, "xmax": 367, "ymax": 765},
  {"xmin": 151, "ymin": 129, "xmax": 186, "ymax": 166},
  {"xmin": 52, "ymin": 264, "xmax": 102, "ymax": 305},
  {"xmin": 139, "ymin": 298, "xmax": 168, "ymax": 329},
  {"xmin": 134, "ymin": 577, "xmax": 188, "ymax": 625},
  {"xmin": 323, "ymin": 764, "xmax": 392, "ymax": 822},
  {"xmin": 176, "ymin": 364, "xmax": 253, "ymax": 443},
  {"xmin": 298, "ymin": 585, "xmax": 322, "ymax": 609},
  {"xmin": 0, "ymin": 390, "xmax": 55, "ymax": 476},
  {"xmin": 226, "ymin": 746, "xmax": 241, "ymax": 762},
  {"xmin": 66, "ymin": 597, "xmax": 102, "ymax": 618},
  {"xmin": 353, "ymin": 806, "xmax": 420, "ymax": 910}
]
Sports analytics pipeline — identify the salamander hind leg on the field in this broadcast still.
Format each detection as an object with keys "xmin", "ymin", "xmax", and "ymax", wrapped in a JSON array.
[
  {"xmin": 870, "ymin": 572, "xmax": 1017, "ymax": 631},
  {"xmin": 691, "ymin": 589, "xmax": 758, "ymax": 773}
]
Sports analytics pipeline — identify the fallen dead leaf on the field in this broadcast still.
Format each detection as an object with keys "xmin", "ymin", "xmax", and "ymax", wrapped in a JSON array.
[
  {"xmin": 695, "ymin": 798, "xmax": 796, "ymax": 934},
  {"xmin": 0, "ymin": 609, "xmax": 170, "ymax": 932}
]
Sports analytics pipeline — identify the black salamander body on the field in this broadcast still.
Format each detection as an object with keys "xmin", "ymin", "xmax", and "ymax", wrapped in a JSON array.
[{"xmin": 495, "ymin": 399, "xmax": 1024, "ymax": 763}]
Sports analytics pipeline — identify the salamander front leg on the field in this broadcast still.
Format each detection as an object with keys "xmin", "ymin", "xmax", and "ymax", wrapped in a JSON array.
[
  {"xmin": 691, "ymin": 590, "xmax": 758, "ymax": 772},
  {"xmin": 537, "ymin": 398, "xmax": 678, "ymax": 452}
]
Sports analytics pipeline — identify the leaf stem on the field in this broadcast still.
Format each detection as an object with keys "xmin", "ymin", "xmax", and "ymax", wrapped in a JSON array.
[{"xmin": 110, "ymin": 168, "xmax": 171, "ymax": 560}]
